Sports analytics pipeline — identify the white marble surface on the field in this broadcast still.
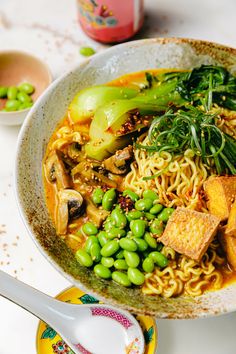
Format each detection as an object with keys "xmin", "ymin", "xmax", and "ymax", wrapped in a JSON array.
[{"xmin": 0, "ymin": 1, "xmax": 236, "ymax": 353}]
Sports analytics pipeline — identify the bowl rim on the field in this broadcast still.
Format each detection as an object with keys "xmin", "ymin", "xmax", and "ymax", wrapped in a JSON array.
[
  {"xmin": 15, "ymin": 37, "xmax": 236, "ymax": 319},
  {"xmin": 0, "ymin": 49, "xmax": 52, "ymax": 116}
]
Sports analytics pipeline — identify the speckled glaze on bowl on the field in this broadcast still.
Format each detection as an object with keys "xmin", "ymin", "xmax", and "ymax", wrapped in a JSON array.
[{"xmin": 15, "ymin": 38, "xmax": 236, "ymax": 319}]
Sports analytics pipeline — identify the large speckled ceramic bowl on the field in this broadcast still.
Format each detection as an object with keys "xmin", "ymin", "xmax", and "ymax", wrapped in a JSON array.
[{"xmin": 16, "ymin": 38, "xmax": 236, "ymax": 319}]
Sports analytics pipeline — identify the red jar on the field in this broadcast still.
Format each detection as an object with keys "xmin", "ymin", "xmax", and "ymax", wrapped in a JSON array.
[{"xmin": 77, "ymin": 0, "xmax": 144, "ymax": 43}]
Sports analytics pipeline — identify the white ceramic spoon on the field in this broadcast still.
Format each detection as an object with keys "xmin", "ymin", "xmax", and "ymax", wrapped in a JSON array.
[{"xmin": 0, "ymin": 270, "xmax": 145, "ymax": 354}]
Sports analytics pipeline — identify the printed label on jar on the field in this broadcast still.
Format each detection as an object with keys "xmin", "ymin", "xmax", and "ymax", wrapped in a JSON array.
[{"xmin": 77, "ymin": 0, "xmax": 144, "ymax": 43}]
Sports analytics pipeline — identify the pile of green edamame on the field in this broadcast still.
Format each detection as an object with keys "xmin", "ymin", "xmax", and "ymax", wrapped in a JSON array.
[
  {"xmin": 75, "ymin": 188, "xmax": 175, "ymax": 287},
  {"xmin": 0, "ymin": 82, "xmax": 35, "ymax": 112}
]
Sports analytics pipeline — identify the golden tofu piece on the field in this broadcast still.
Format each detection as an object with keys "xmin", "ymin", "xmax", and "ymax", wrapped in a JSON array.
[
  {"xmin": 226, "ymin": 200, "xmax": 236, "ymax": 237},
  {"xmin": 218, "ymin": 227, "xmax": 236, "ymax": 271},
  {"xmin": 204, "ymin": 176, "xmax": 236, "ymax": 221},
  {"xmin": 160, "ymin": 207, "xmax": 220, "ymax": 262}
]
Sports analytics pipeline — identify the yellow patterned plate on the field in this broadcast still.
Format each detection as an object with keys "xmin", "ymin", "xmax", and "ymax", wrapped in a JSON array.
[{"xmin": 36, "ymin": 287, "xmax": 157, "ymax": 354}]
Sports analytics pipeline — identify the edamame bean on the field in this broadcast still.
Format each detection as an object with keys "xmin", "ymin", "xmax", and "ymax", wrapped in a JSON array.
[
  {"xmin": 126, "ymin": 210, "xmax": 143, "ymax": 222},
  {"xmin": 101, "ymin": 257, "xmax": 114, "ymax": 268},
  {"xmin": 82, "ymin": 222, "xmax": 98, "ymax": 235},
  {"xmin": 17, "ymin": 91, "xmax": 32, "ymax": 103},
  {"xmin": 133, "ymin": 238, "xmax": 148, "ymax": 252},
  {"xmin": 107, "ymin": 228, "xmax": 126, "ymax": 239},
  {"xmin": 102, "ymin": 188, "xmax": 117, "ymax": 211},
  {"xmin": 94, "ymin": 264, "xmax": 111, "ymax": 279},
  {"xmin": 98, "ymin": 231, "xmax": 108, "ymax": 247},
  {"xmin": 79, "ymin": 46, "xmax": 96, "ymax": 56},
  {"xmin": 18, "ymin": 82, "xmax": 35, "ymax": 94},
  {"xmin": 119, "ymin": 238, "xmax": 137, "ymax": 252},
  {"xmin": 112, "ymin": 271, "xmax": 131, "ymax": 287},
  {"xmin": 145, "ymin": 212, "xmax": 155, "ymax": 221},
  {"xmin": 115, "ymin": 249, "xmax": 124, "ymax": 259},
  {"xmin": 111, "ymin": 208, "xmax": 127, "ymax": 228},
  {"xmin": 149, "ymin": 219, "xmax": 164, "ymax": 236},
  {"xmin": 90, "ymin": 242, "xmax": 101, "ymax": 262},
  {"xmin": 126, "ymin": 231, "xmax": 133, "ymax": 238},
  {"xmin": 135, "ymin": 198, "xmax": 153, "ymax": 212},
  {"xmin": 75, "ymin": 249, "xmax": 93, "ymax": 267},
  {"xmin": 19, "ymin": 101, "xmax": 33, "ymax": 110},
  {"xmin": 92, "ymin": 188, "xmax": 104, "ymax": 205},
  {"xmin": 5, "ymin": 99, "xmax": 21, "ymax": 111},
  {"xmin": 144, "ymin": 232, "xmax": 157, "ymax": 249},
  {"xmin": 149, "ymin": 251, "xmax": 169, "ymax": 268},
  {"xmin": 130, "ymin": 219, "xmax": 146, "ymax": 238},
  {"xmin": 127, "ymin": 268, "xmax": 145, "ymax": 285},
  {"xmin": 0, "ymin": 87, "xmax": 8, "ymax": 98},
  {"xmin": 143, "ymin": 190, "xmax": 158, "ymax": 201},
  {"xmin": 142, "ymin": 257, "xmax": 155, "ymax": 273},
  {"xmin": 150, "ymin": 204, "xmax": 164, "ymax": 215},
  {"xmin": 124, "ymin": 250, "xmax": 140, "ymax": 268},
  {"xmin": 85, "ymin": 235, "xmax": 99, "ymax": 253},
  {"xmin": 101, "ymin": 240, "xmax": 119, "ymax": 257},
  {"xmin": 158, "ymin": 208, "xmax": 175, "ymax": 222},
  {"xmin": 123, "ymin": 189, "xmax": 139, "ymax": 202},
  {"xmin": 7, "ymin": 86, "xmax": 18, "ymax": 100},
  {"xmin": 104, "ymin": 217, "xmax": 115, "ymax": 231},
  {"xmin": 114, "ymin": 259, "xmax": 128, "ymax": 270}
]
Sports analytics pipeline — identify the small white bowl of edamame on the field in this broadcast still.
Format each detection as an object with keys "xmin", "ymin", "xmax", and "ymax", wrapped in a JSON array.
[{"xmin": 0, "ymin": 51, "xmax": 52, "ymax": 126}]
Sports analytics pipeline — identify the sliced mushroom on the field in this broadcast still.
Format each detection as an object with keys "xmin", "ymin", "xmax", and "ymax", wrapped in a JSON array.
[
  {"xmin": 71, "ymin": 161, "xmax": 117, "ymax": 188},
  {"xmin": 86, "ymin": 200, "xmax": 109, "ymax": 227},
  {"xmin": 103, "ymin": 145, "xmax": 133, "ymax": 174},
  {"xmin": 44, "ymin": 151, "xmax": 71, "ymax": 190},
  {"xmin": 67, "ymin": 142, "xmax": 83, "ymax": 161},
  {"xmin": 56, "ymin": 189, "xmax": 84, "ymax": 235}
]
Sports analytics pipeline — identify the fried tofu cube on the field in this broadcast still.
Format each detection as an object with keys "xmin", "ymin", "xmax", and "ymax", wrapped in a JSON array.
[
  {"xmin": 226, "ymin": 200, "xmax": 236, "ymax": 237},
  {"xmin": 204, "ymin": 176, "xmax": 236, "ymax": 221},
  {"xmin": 218, "ymin": 227, "xmax": 236, "ymax": 271},
  {"xmin": 159, "ymin": 207, "xmax": 220, "ymax": 262}
]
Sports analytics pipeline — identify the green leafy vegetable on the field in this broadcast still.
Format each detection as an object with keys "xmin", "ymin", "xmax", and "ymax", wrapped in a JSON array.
[
  {"xmin": 137, "ymin": 107, "xmax": 236, "ymax": 175},
  {"xmin": 159, "ymin": 65, "xmax": 236, "ymax": 110}
]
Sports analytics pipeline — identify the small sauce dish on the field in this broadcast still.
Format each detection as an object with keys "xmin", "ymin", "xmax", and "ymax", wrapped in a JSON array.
[{"xmin": 0, "ymin": 50, "xmax": 52, "ymax": 126}]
